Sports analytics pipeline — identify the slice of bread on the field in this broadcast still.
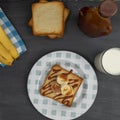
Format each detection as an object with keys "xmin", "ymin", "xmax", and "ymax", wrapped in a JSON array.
[
  {"xmin": 48, "ymin": 8, "xmax": 70, "ymax": 39},
  {"xmin": 28, "ymin": 0, "xmax": 48, "ymax": 27},
  {"xmin": 28, "ymin": 8, "xmax": 70, "ymax": 38},
  {"xmin": 40, "ymin": 65, "xmax": 83, "ymax": 107},
  {"xmin": 32, "ymin": 2, "xmax": 64, "ymax": 36}
]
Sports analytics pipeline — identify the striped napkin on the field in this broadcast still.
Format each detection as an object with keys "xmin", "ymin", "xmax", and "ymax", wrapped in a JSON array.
[{"xmin": 0, "ymin": 8, "xmax": 27, "ymax": 67}]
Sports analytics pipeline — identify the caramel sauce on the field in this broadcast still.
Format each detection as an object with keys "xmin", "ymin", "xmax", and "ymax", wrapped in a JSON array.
[
  {"xmin": 68, "ymin": 79, "xmax": 79, "ymax": 89},
  {"xmin": 42, "ymin": 79, "xmax": 56, "ymax": 90},
  {"xmin": 41, "ymin": 68, "xmax": 61, "ymax": 96},
  {"xmin": 69, "ymin": 79, "xmax": 79, "ymax": 84},
  {"xmin": 62, "ymin": 95, "xmax": 73, "ymax": 105},
  {"xmin": 58, "ymin": 70, "xmax": 73, "ymax": 82},
  {"xmin": 72, "ymin": 84, "xmax": 79, "ymax": 89},
  {"xmin": 53, "ymin": 94, "xmax": 73, "ymax": 106},
  {"xmin": 48, "ymin": 68, "xmax": 61, "ymax": 80},
  {"xmin": 51, "ymin": 83, "xmax": 61, "ymax": 93},
  {"xmin": 53, "ymin": 93, "xmax": 62, "ymax": 99},
  {"xmin": 58, "ymin": 74, "xmax": 67, "ymax": 81},
  {"xmin": 62, "ymin": 100, "xmax": 69, "ymax": 105},
  {"xmin": 41, "ymin": 67, "xmax": 81, "ymax": 106},
  {"xmin": 42, "ymin": 88, "xmax": 53, "ymax": 96},
  {"xmin": 62, "ymin": 70, "xmax": 73, "ymax": 76}
]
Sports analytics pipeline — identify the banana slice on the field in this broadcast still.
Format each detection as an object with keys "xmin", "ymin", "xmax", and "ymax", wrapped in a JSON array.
[
  {"xmin": 0, "ymin": 26, "xmax": 19, "ymax": 59},
  {"xmin": 57, "ymin": 74, "xmax": 68, "ymax": 85},
  {"xmin": 61, "ymin": 84, "xmax": 73, "ymax": 96},
  {"xmin": 0, "ymin": 43, "xmax": 14, "ymax": 65}
]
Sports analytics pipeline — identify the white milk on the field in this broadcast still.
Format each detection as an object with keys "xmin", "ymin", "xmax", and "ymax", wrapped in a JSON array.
[
  {"xmin": 102, "ymin": 48, "xmax": 120, "ymax": 75},
  {"xmin": 94, "ymin": 48, "xmax": 120, "ymax": 75}
]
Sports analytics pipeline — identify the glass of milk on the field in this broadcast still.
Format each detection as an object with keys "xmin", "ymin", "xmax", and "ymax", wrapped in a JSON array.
[{"xmin": 94, "ymin": 47, "xmax": 120, "ymax": 75}]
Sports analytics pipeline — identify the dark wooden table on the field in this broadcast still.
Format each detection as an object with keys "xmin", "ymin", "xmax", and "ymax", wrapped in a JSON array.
[{"xmin": 0, "ymin": 0, "xmax": 120, "ymax": 120}]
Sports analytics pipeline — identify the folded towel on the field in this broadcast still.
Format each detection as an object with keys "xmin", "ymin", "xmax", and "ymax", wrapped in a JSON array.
[{"xmin": 0, "ymin": 8, "xmax": 27, "ymax": 67}]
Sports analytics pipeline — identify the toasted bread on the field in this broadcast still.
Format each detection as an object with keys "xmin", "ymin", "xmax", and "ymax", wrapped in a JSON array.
[
  {"xmin": 40, "ymin": 65, "xmax": 83, "ymax": 107},
  {"xmin": 32, "ymin": 2, "xmax": 64, "ymax": 36},
  {"xmin": 29, "ymin": 8, "xmax": 69, "ymax": 39},
  {"xmin": 48, "ymin": 8, "xmax": 70, "ymax": 39},
  {"xmin": 39, "ymin": 0, "xmax": 48, "ymax": 2},
  {"xmin": 28, "ymin": 0, "xmax": 48, "ymax": 27}
]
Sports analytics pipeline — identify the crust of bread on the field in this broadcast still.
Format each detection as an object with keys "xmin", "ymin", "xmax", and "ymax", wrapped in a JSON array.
[
  {"xmin": 40, "ymin": 65, "xmax": 83, "ymax": 107},
  {"xmin": 32, "ymin": 2, "xmax": 64, "ymax": 36},
  {"xmin": 39, "ymin": 0, "xmax": 48, "ymax": 2},
  {"xmin": 28, "ymin": 19, "xmax": 32, "ymax": 26}
]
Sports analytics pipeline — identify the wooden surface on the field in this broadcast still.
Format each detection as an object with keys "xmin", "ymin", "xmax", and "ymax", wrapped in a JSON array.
[{"xmin": 0, "ymin": 0, "xmax": 120, "ymax": 120}]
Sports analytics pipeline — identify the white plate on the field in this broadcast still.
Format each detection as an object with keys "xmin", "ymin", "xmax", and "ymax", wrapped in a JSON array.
[{"xmin": 27, "ymin": 51, "xmax": 98, "ymax": 120}]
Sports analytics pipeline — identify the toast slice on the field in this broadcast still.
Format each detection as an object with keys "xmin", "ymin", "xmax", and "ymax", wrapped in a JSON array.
[
  {"xmin": 40, "ymin": 65, "xmax": 83, "ymax": 107},
  {"xmin": 28, "ymin": 0, "xmax": 48, "ymax": 26},
  {"xmin": 48, "ymin": 8, "xmax": 70, "ymax": 39},
  {"xmin": 32, "ymin": 2, "xmax": 64, "ymax": 36},
  {"xmin": 29, "ymin": 8, "xmax": 70, "ymax": 39}
]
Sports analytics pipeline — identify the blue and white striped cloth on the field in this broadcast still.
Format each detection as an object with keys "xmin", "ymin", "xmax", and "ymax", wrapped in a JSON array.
[{"xmin": 0, "ymin": 8, "xmax": 27, "ymax": 67}]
